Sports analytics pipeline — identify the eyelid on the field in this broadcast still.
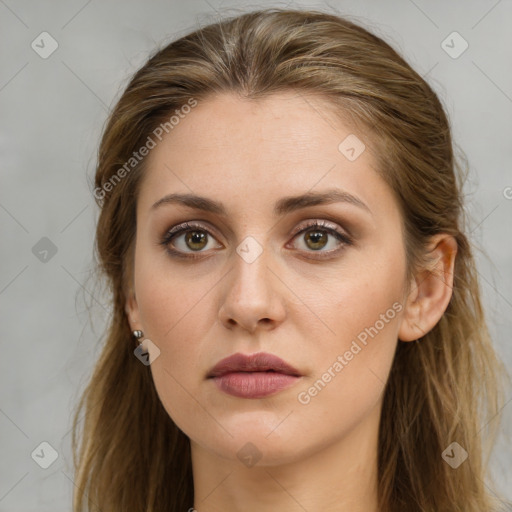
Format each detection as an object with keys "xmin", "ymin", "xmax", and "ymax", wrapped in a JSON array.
[
  {"xmin": 290, "ymin": 219, "xmax": 347, "ymax": 238},
  {"xmin": 164, "ymin": 220, "xmax": 217, "ymax": 238},
  {"xmin": 161, "ymin": 220, "xmax": 223, "ymax": 248}
]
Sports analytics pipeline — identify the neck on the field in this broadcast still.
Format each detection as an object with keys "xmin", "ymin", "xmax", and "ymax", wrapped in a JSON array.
[{"xmin": 190, "ymin": 404, "xmax": 381, "ymax": 512}]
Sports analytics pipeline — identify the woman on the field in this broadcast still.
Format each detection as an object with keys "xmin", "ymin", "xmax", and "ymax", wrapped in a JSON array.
[{"xmin": 72, "ymin": 8, "xmax": 510, "ymax": 512}]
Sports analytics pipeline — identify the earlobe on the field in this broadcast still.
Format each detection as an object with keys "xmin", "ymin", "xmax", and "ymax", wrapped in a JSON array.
[{"xmin": 398, "ymin": 234, "xmax": 457, "ymax": 342}]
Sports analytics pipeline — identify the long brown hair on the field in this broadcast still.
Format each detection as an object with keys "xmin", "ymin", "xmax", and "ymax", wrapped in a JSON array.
[{"xmin": 72, "ymin": 8, "xmax": 510, "ymax": 511}]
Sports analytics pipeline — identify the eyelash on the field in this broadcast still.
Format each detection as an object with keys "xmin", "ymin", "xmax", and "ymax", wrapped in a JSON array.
[{"xmin": 160, "ymin": 220, "xmax": 353, "ymax": 260}]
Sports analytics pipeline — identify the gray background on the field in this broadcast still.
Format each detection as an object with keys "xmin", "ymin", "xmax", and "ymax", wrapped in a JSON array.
[{"xmin": 1, "ymin": 0, "xmax": 511, "ymax": 510}]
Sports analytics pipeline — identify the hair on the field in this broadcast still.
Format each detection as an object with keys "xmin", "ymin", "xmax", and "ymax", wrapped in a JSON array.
[{"xmin": 72, "ymin": 7, "xmax": 510, "ymax": 512}]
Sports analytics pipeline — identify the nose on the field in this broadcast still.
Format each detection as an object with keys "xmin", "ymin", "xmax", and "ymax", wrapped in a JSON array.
[{"xmin": 218, "ymin": 246, "xmax": 287, "ymax": 334}]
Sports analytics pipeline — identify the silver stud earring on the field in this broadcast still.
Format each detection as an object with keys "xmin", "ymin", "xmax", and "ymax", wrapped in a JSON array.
[{"xmin": 133, "ymin": 330, "xmax": 144, "ymax": 344}]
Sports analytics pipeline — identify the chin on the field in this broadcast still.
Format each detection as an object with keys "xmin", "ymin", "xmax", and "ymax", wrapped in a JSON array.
[
  {"xmin": 208, "ymin": 434, "xmax": 308, "ymax": 468},
  {"xmin": 199, "ymin": 414, "xmax": 310, "ymax": 466}
]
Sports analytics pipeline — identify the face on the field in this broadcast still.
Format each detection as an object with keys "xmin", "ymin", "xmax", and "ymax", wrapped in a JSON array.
[{"xmin": 127, "ymin": 91, "xmax": 409, "ymax": 466}]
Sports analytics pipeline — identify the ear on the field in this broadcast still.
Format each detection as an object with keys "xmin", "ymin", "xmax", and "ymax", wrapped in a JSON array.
[
  {"xmin": 124, "ymin": 242, "xmax": 142, "ymax": 333},
  {"xmin": 125, "ymin": 287, "xmax": 142, "ymax": 333},
  {"xmin": 398, "ymin": 234, "xmax": 457, "ymax": 342}
]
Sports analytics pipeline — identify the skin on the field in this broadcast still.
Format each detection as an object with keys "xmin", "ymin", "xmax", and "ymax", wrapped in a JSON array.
[{"xmin": 126, "ymin": 91, "xmax": 457, "ymax": 512}]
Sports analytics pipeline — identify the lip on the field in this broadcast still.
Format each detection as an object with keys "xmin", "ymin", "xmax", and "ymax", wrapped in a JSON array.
[{"xmin": 207, "ymin": 352, "xmax": 302, "ymax": 399}]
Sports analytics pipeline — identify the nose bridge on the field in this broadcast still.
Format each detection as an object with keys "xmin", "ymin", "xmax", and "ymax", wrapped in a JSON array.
[
  {"xmin": 230, "ymin": 237, "xmax": 275, "ymax": 302},
  {"xmin": 219, "ymin": 234, "xmax": 286, "ymax": 331}
]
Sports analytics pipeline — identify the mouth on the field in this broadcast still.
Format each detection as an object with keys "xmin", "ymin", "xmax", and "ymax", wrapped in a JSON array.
[{"xmin": 207, "ymin": 352, "xmax": 302, "ymax": 399}]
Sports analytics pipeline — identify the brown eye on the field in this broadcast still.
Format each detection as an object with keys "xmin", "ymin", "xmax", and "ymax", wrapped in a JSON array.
[
  {"xmin": 303, "ymin": 230, "xmax": 329, "ymax": 251},
  {"xmin": 161, "ymin": 222, "xmax": 223, "ymax": 257},
  {"xmin": 184, "ymin": 230, "xmax": 208, "ymax": 251},
  {"xmin": 289, "ymin": 220, "xmax": 352, "ymax": 257}
]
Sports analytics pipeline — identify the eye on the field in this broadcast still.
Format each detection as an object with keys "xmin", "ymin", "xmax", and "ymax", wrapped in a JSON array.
[
  {"xmin": 161, "ymin": 219, "xmax": 352, "ymax": 260},
  {"xmin": 160, "ymin": 222, "xmax": 222, "ymax": 258},
  {"xmin": 288, "ymin": 220, "xmax": 352, "ymax": 257}
]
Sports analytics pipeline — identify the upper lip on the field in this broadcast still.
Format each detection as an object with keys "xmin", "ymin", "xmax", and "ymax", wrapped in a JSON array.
[{"xmin": 207, "ymin": 352, "xmax": 301, "ymax": 378}]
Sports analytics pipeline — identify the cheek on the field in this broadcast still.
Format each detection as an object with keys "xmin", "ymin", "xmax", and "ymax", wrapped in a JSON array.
[
  {"xmin": 133, "ymin": 242, "xmax": 211, "ymax": 342},
  {"xmin": 309, "ymin": 248, "xmax": 405, "ymax": 346},
  {"xmin": 134, "ymin": 273, "xmax": 211, "ymax": 372},
  {"xmin": 293, "ymin": 277, "xmax": 402, "ymax": 438},
  {"xmin": 133, "ymin": 268, "xmax": 213, "ymax": 437},
  {"xmin": 298, "ymin": 248, "xmax": 404, "ymax": 400},
  {"xmin": 132, "ymin": 249, "xmax": 222, "ymax": 427}
]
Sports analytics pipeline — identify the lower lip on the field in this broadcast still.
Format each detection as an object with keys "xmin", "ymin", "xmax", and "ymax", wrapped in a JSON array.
[{"xmin": 211, "ymin": 372, "xmax": 300, "ymax": 398}]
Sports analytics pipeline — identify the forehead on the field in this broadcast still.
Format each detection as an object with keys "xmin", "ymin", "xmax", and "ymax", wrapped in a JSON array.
[
  {"xmin": 149, "ymin": 91, "xmax": 355, "ymax": 164},
  {"xmin": 138, "ymin": 91, "xmax": 392, "ymax": 219}
]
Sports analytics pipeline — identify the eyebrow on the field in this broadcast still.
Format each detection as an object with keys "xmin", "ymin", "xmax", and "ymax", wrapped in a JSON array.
[{"xmin": 151, "ymin": 189, "xmax": 371, "ymax": 216}]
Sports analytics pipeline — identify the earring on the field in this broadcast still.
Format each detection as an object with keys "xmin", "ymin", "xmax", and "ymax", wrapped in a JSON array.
[{"xmin": 133, "ymin": 330, "xmax": 144, "ymax": 344}]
